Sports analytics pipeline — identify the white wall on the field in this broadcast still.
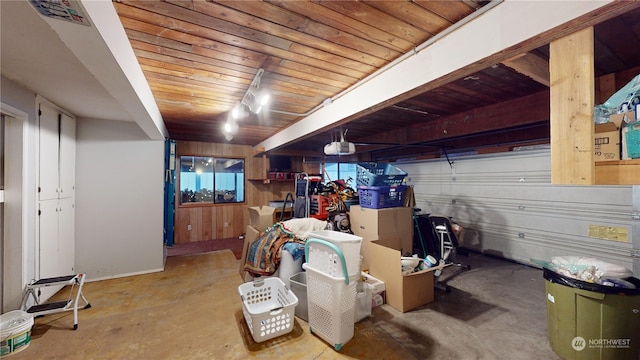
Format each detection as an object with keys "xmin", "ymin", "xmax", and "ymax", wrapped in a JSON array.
[
  {"xmin": 75, "ymin": 118, "xmax": 164, "ymax": 280},
  {"xmin": 2, "ymin": 76, "xmax": 165, "ymax": 308},
  {"xmin": 399, "ymin": 149, "xmax": 639, "ymax": 276},
  {"xmin": 1, "ymin": 75, "xmax": 38, "ymax": 311}
]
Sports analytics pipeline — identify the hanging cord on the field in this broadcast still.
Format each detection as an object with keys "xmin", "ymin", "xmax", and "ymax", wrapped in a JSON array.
[
  {"xmin": 441, "ymin": 146, "xmax": 454, "ymax": 168},
  {"xmin": 281, "ymin": 192, "xmax": 294, "ymax": 221}
]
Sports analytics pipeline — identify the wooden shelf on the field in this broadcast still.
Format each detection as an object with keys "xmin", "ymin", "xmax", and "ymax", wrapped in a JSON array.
[
  {"xmin": 595, "ymin": 159, "xmax": 640, "ymax": 185},
  {"xmin": 248, "ymin": 179, "xmax": 291, "ymax": 184}
]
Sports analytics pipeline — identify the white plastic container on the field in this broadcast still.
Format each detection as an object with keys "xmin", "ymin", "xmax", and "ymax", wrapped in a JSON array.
[
  {"xmin": 303, "ymin": 263, "xmax": 357, "ymax": 351},
  {"xmin": 354, "ymin": 284, "xmax": 372, "ymax": 322},
  {"xmin": 0, "ymin": 310, "xmax": 34, "ymax": 356},
  {"xmin": 238, "ymin": 278, "xmax": 298, "ymax": 343},
  {"xmin": 289, "ymin": 272, "xmax": 308, "ymax": 321},
  {"xmin": 361, "ymin": 272, "xmax": 386, "ymax": 307},
  {"xmin": 306, "ymin": 230, "xmax": 362, "ymax": 278}
]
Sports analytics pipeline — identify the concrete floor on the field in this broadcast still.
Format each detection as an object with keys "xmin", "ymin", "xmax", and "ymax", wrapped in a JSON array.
[{"xmin": 10, "ymin": 250, "xmax": 562, "ymax": 359}]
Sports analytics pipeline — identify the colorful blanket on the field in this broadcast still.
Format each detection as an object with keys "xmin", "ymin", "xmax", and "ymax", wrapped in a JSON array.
[{"xmin": 244, "ymin": 223, "xmax": 304, "ymax": 277}]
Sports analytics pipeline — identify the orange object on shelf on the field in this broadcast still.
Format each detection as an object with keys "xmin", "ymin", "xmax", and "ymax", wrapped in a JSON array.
[{"xmin": 310, "ymin": 195, "xmax": 329, "ymax": 219}]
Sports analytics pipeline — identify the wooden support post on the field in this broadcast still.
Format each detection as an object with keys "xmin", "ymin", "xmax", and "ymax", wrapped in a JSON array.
[
  {"xmin": 262, "ymin": 153, "xmax": 268, "ymax": 179},
  {"xmin": 550, "ymin": 27, "xmax": 595, "ymax": 185}
]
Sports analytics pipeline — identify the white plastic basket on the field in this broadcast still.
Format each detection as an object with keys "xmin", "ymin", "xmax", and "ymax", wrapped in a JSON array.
[
  {"xmin": 303, "ymin": 263, "xmax": 358, "ymax": 351},
  {"xmin": 238, "ymin": 277, "xmax": 298, "ymax": 343},
  {"xmin": 306, "ymin": 231, "xmax": 362, "ymax": 278}
]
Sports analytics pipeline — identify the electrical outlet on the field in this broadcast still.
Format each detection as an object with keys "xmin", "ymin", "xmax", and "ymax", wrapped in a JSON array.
[
  {"xmin": 224, "ymin": 222, "xmax": 229, "ymax": 227},
  {"xmin": 187, "ymin": 224, "xmax": 192, "ymax": 231}
]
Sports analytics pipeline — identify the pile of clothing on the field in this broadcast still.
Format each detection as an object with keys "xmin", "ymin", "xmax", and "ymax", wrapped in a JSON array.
[{"xmin": 244, "ymin": 218, "xmax": 329, "ymax": 277}]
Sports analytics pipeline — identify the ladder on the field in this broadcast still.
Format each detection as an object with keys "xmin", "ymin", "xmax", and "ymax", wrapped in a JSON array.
[{"xmin": 20, "ymin": 273, "xmax": 91, "ymax": 330}]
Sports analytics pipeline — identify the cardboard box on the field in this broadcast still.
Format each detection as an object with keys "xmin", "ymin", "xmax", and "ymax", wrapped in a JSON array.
[
  {"xmin": 239, "ymin": 225, "xmax": 261, "ymax": 279},
  {"xmin": 594, "ymin": 122, "xmax": 620, "ymax": 161},
  {"xmin": 248, "ymin": 205, "xmax": 276, "ymax": 232},
  {"xmin": 348, "ymin": 205, "xmax": 413, "ymax": 269},
  {"xmin": 368, "ymin": 237, "xmax": 436, "ymax": 313},
  {"xmin": 609, "ymin": 111, "xmax": 636, "ymax": 128}
]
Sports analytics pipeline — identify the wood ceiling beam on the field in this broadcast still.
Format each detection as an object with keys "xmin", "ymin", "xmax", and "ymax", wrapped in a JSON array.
[
  {"xmin": 367, "ymin": 124, "xmax": 550, "ymax": 161},
  {"xmin": 501, "ymin": 52, "xmax": 550, "ymax": 87},
  {"xmin": 357, "ymin": 90, "xmax": 550, "ymax": 146},
  {"xmin": 255, "ymin": 0, "xmax": 631, "ymax": 153}
]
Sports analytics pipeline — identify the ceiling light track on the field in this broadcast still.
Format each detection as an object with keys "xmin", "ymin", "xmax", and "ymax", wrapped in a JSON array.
[
  {"xmin": 239, "ymin": 68, "xmax": 269, "ymax": 115},
  {"xmin": 224, "ymin": 68, "xmax": 271, "ymax": 141}
]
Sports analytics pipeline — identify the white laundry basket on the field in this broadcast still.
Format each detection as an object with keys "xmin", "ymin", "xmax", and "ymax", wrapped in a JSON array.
[
  {"xmin": 238, "ymin": 277, "xmax": 298, "ymax": 343},
  {"xmin": 304, "ymin": 237, "xmax": 358, "ymax": 351},
  {"xmin": 306, "ymin": 231, "xmax": 362, "ymax": 278},
  {"xmin": 303, "ymin": 264, "xmax": 357, "ymax": 351}
]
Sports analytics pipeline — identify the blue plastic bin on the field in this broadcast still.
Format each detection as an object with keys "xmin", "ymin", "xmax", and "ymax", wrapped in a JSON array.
[
  {"xmin": 357, "ymin": 185, "xmax": 407, "ymax": 209},
  {"xmin": 356, "ymin": 163, "xmax": 407, "ymax": 187}
]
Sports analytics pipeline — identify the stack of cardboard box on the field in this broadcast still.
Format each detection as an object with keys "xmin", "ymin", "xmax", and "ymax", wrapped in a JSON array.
[
  {"xmin": 595, "ymin": 110, "xmax": 639, "ymax": 161},
  {"xmin": 349, "ymin": 205, "xmax": 439, "ymax": 313}
]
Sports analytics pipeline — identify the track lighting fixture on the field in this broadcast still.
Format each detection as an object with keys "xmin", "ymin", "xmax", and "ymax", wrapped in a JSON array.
[
  {"xmin": 222, "ymin": 68, "xmax": 270, "ymax": 141},
  {"xmin": 240, "ymin": 68, "xmax": 270, "ymax": 114}
]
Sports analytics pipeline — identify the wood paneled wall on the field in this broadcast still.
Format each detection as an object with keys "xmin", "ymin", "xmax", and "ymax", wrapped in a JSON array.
[{"xmin": 174, "ymin": 140, "xmax": 318, "ymax": 243}]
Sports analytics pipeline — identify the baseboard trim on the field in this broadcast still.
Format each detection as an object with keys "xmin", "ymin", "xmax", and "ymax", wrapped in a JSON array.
[{"xmin": 86, "ymin": 267, "xmax": 165, "ymax": 283}]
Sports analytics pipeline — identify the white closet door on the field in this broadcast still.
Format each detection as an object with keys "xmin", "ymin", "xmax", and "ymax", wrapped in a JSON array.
[
  {"xmin": 58, "ymin": 197, "xmax": 75, "ymax": 274},
  {"xmin": 59, "ymin": 113, "xmax": 75, "ymax": 198},
  {"xmin": 38, "ymin": 104, "xmax": 60, "ymax": 201},
  {"xmin": 39, "ymin": 200, "xmax": 59, "ymax": 279}
]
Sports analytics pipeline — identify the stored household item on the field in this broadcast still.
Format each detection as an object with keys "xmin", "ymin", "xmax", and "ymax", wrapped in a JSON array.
[
  {"xmin": 349, "ymin": 205, "xmax": 413, "ymax": 270},
  {"xmin": 424, "ymin": 255, "xmax": 438, "ymax": 267},
  {"xmin": 248, "ymin": 205, "xmax": 277, "ymax": 232},
  {"xmin": 357, "ymin": 185, "xmax": 407, "ymax": 209},
  {"xmin": 361, "ymin": 272, "xmax": 386, "ymax": 307},
  {"xmin": 593, "ymin": 74, "xmax": 640, "ymax": 123},
  {"xmin": 310, "ymin": 194, "xmax": 330, "ymax": 220},
  {"xmin": 238, "ymin": 277, "xmax": 298, "ymax": 343},
  {"xmin": 540, "ymin": 255, "xmax": 634, "ymax": 283},
  {"xmin": 356, "ymin": 163, "xmax": 407, "ymax": 187},
  {"xmin": 342, "ymin": 199, "xmax": 359, "ymax": 211},
  {"xmin": 368, "ymin": 236, "xmax": 437, "ymax": 313},
  {"xmin": 412, "ymin": 214, "xmax": 471, "ymax": 292},
  {"xmin": 306, "ymin": 231, "xmax": 363, "ymax": 278},
  {"xmin": 20, "ymin": 273, "xmax": 91, "ymax": 330},
  {"xmin": 544, "ymin": 267, "xmax": 640, "ymax": 360},
  {"xmin": 303, "ymin": 264, "xmax": 357, "ymax": 351},
  {"xmin": 244, "ymin": 248, "xmax": 303, "ymax": 287},
  {"xmin": 354, "ymin": 282, "xmax": 372, "ymax": 322},
  {"xmin": 401, "ymin": 256, "xmax": 421, "ymax": 274},
  {"xmin": 289, "ymin": 272, "xmax": 309, "ymax": 321},
  {"xmin": 594, "ymin": 122, "xmax": 621, "ymax": 161},
  {"xmin": 0, "ymin": 310, "xmax": 34, "ymax": 357},
  {"xmin": 622, "ymin": 121, "xmax": 640, "ymax": 159}
]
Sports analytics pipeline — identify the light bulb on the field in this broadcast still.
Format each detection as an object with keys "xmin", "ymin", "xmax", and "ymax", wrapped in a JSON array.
[
  {"xmin": 259, "ymin": 93, "xmax": 270, "ymax": 105},
  {"xmin": 224, "ymin": 120, "xmax": 238, "ymax": 134}
]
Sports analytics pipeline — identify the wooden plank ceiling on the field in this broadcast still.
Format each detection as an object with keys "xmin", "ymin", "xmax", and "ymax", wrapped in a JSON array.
[{"xmin": 114, "ymin": 1, "xmax": 640, "ymax": 161}]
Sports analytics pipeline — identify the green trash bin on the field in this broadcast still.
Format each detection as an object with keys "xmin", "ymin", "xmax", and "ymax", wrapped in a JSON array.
[{"xmin": 544, "ymin": 268, "xmax": 640, "ymax": 360}]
